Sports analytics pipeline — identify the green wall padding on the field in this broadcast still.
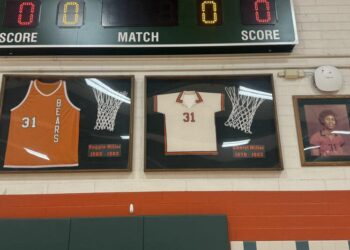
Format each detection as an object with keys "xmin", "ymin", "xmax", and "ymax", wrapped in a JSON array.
[
  {"xmin": 0, "ymin": 215, "xmax": 229, "ymax": 250},
  {"xmin": 0, "ymin": 219, "xmax": 70, "ymax": 250},
  {"xmin": 143, "ymin": 215, "xmax": 230, "ymax": 250},
  {"xmin": 69, "ymin": 217, "xmax": 143, "ymax": 250}
]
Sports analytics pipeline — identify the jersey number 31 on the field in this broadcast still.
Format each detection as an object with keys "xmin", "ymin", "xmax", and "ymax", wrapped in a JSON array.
[
  {"xmin": 22, "ymin": 117, "xmax": 37, "ymax": 128},
  {"xmin": 183, "ymin": 112, "xmax": 196, "ymax": 122}
]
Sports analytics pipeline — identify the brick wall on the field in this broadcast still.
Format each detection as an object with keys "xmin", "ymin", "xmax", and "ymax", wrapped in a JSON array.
[{"xmin": 293, "ymin": 0, "xmax": 350, "ymax": 55}]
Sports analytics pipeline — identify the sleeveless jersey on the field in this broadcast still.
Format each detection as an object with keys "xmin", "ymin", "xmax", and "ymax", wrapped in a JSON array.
[{"xmin": 4, "ymin": 80, "xmax": 80, "ymax": 168}]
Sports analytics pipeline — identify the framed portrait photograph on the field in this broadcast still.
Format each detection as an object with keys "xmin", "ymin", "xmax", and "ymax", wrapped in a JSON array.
[
  {"xmin": 0, "ymin": 75, "xmax": 134, "ymax": 172},
  {"xmin": 145, "ymin": 75, "xmax": 283, "ymax": 171},
  {"xmin": 293, "ymin": 95, "xmax": 350, "ymax": 166}
]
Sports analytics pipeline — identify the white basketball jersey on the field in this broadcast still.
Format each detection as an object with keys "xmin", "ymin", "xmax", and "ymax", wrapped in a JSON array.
[{"xmin": 154, "ymin": 91, "xmax": 224, "ymax": 155}]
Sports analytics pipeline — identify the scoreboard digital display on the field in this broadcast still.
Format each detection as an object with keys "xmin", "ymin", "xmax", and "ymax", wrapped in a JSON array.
[
  {"xmin": 57, "ymin": 0, "xmax": 84, "ymax": 28},
  {"xmin": 102, "ymin": 0, "xmax": 178, "ymax": 27},
  {"xmin": 241, "ymin": 0, "xmax": 276, "ymax": 25},
  {"xmin": 4, "ymin": 0, "xmax": 41, "ymax": 28},
  {"xmin": 0, "ymin": 0, "xmax": 298, "ymax": 55}
]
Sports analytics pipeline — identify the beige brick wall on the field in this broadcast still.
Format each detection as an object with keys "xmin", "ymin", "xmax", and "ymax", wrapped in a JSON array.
[
  {"xmin": 293, "ymin": 0, "xmax": 350, "ymax": 55},
  {"xmin": 0, "ymin": 0, "xmax": 349, "ymax": 194}
]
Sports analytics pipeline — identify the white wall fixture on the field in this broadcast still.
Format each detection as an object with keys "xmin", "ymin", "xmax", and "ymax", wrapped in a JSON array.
[
  {"xmin": 129, "ymin": 203, "xmax": 134, "ymax": 214},
  {"xmin": 277, "ymin": 69, "xmax": 305, "ymax": 79},
  {"xmin": 314, "ymin": 66, "xmax": 343, "ymax": 92}
]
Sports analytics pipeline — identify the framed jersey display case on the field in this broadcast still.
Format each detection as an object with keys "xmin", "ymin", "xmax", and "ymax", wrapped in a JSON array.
[
  {"xmin": 145, "ymin": 75, "xmax": 283, "ymax": 170},
  {"xmin": 0, "ymin": 75, "xmax": 133, "ymax": 172},
  {"xmin": 293, "ymin": 95, "xmax": 350, "ymax": 166}
]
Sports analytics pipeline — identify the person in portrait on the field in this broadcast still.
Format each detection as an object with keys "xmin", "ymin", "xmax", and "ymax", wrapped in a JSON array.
[{"xmin": 309, "ymin": 109, "xmax": 345, "ymax": 156}]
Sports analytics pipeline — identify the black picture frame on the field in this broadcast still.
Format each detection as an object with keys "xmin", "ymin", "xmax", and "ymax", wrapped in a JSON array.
[
  {"xmin": 293, "ymin": 95, "xmax": 350, "ymax": 166},
  {"xmin": 145, "ymin": 75, "xmax": 283, "ymax": 171},
  {"xmin": 0, "ymin": 75, "xmax": 134, "ymax": 172}
]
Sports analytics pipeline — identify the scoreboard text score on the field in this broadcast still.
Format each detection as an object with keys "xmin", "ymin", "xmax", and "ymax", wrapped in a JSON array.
[{"xmin": 0, "ymin": 0, "xmax": 298, "ymax": 55}]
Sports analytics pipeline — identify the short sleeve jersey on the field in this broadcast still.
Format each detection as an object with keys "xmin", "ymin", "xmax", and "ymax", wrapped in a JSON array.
[
  {"xmin": 154, "ymin": 91, "xmax": 224, "ymax": 155},
  {"xmin": 309, "ymin": 130, "xmax": 345, "ymax": 156}
]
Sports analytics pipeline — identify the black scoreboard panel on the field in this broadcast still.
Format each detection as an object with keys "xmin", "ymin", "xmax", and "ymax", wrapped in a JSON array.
[
  {"xmin": 0, "ymin": 0, "xmax": 298, "ymax": 55},
  {"xmin": 102, "ymin": 0, "xmax": 178, "ymax": 27}
]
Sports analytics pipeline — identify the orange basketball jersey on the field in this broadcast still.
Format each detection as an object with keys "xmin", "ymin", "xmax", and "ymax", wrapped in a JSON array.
[{"xmin": 4, "ymin": 80, "xmax": 80, "ymax": 168}]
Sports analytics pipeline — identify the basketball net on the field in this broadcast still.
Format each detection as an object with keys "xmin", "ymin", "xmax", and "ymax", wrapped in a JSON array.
[
  {"xmin": 224, "ymin": 86, "xmax": 265, "ymax": 134},
  {"xmin": 93, "ymin": 88, "xmax": 127, "ymax": 132}
]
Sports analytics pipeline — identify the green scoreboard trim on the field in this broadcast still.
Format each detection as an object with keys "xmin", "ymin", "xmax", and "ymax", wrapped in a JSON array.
[{"xmin": 0, "ymin": 0, "xmax": 298, "ymax": 55}]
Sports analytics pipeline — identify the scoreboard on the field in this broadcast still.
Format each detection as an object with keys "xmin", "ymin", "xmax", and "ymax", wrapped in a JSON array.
[{"xmin": 0, "ymin": 0, "xmax": 298, "ymax": 55}]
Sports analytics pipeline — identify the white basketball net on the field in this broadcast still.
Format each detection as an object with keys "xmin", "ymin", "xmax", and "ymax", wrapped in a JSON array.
[
  {"xmin": 224, "ymin": 86, "xmax": 265, "ymax": 134},
  {"xmin": 93, "ymin": 88, "xmax": 127, "ymax": 132}
]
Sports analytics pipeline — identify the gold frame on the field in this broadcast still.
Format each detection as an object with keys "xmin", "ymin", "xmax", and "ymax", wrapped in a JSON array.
[{"xmin": 293, "ymin": 95, "xmax": 350, "ymax": 167}]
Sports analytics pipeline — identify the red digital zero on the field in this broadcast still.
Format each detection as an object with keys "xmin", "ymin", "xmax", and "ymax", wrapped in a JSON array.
[
  {"xmin": 240, "ymin": 0, "xmax": 276, "ymax": 25},
  {"xmin": 4, "ymin": 0, "xmax": 41, "ymax": 28},
  {"xmin": 254, "ymin": 0, "xmax": 272, "ymax": 23}
]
